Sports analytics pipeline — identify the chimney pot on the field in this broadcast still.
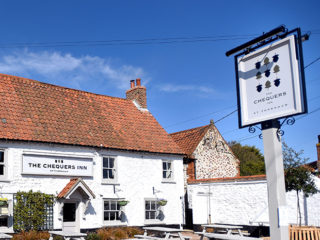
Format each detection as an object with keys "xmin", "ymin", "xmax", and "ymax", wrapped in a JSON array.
[
  {"xmin": 318, "ymin": 135, "xmax": 320, "ymax": 143},
  {"xmin": 136, "ymin": 78, "xmax": 141, "ymax": 86},
  {"xmin": 130, "ymin": 80, "xmax": 135, "ymax": 88}
]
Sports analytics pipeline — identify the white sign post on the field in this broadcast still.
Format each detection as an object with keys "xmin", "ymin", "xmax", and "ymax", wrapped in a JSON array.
[
  {"xmin": 262, "ymin": 120, "xmax": 289, "ymax": 239},
  {"xmin": 232, "ymin": 29, "xmax": 307, "ymax": 240}
]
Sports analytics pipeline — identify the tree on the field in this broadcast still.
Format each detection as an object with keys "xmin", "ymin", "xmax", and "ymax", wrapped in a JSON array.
[
  {"xmin": 229, "ymin": 141, "xmax": 265, "ymax": 176},
  {"xmin": 283, "ymin": 142, "xmax": 319, "ymax": 226}
]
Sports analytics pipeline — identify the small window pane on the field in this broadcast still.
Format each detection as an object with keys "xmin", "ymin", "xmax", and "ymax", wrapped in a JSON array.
[
  {"xmin": 146, "ymin": 201, "xmax": 150, "ymax": 210},
  {"xmin": 109, "ymin": 158, "xmax": 114, "ymax": 168},
  {"xmin": 0, "ymin": 152, "xmax": 4, "ymax": 163},
  {"xmin": 110, "ymin": 212, "xmax": 116, "ymax": 220},
  {"xmin": 111, "ymin": 201, "xmax": 116, "ymax": 210},
  {"xmin": 104, "ymin": 202, "xmax": 110, "ymax": 210},
  {"xmin": 0, "ymin": 166, "xmax": 4, "ymax": 176},
  {"xmin": 151, "ymin": 202, "xmax": 156, "ymax": 210},
  {"xmin": 167, "ymin": 162, "xmax": 171, "ymax": 169},
  {"xmin": 150, "ymin": 211, "xmax": 156, "ymax": 219},
  {"xmin": 163, "ymin": 162, "xmax": 167, "ymax": 170},
  {"xmin": 103, "ymin": 169, "xmax": 108, "ymax": 179},
  {"xmin": 103, "ymin": 158, "xmax": 109, "ymax": 168},
  {"xmin": 109, "ymin": 170, "xmax": 114, "ymax": 179}
]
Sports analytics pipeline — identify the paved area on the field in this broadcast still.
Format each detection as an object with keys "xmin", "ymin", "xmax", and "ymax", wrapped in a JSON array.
[{"xmin": 181, "ymin": 231, "xmax": 201, "ymax": 240}]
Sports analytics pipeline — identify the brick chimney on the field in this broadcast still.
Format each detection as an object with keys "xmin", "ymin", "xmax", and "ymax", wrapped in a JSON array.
[
  {"xmin": 317, "ymin": 135, "xmax": 320, "ymax": 171},
  {"xmin": 126, "ymin": 78, "xmax": 147, "ymax": 109}
]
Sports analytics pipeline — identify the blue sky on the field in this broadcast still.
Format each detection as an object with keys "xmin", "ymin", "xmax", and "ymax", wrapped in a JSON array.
[{"xmin": 0, "ymin": 1, "xmax": 319, "ymax": 162}]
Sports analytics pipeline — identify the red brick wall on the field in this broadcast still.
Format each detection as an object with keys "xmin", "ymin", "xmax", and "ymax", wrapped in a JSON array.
[
  {"xmin": 126, "ymin": 86, "xmax": 147, "ymax": 109},
  {"xmin": 187, "ymin": 161, "xmax": 195, "ymax": 181}
]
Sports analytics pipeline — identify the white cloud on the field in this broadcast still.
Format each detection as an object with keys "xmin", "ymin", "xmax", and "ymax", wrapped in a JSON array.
[{"xmin": 0, "ymin": 50, "xmax": 149, "ymax": 90}]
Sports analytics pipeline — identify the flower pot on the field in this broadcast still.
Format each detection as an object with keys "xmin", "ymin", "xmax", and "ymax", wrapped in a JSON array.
[
  {"xmin": 118, "ymin": 200, "xmax": 129, "ymax": 207},
  {"xmin": 157, "ymin": 200, "xmax": 167, "ymax": 206}
]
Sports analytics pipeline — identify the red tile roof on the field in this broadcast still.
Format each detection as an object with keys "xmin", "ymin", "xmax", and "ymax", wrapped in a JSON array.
[
  {"xmin": 58, "ymin": 178, "xmax": 79, "ymax": 198},
  {"xmin": 0, "ymin": 74, "xmax": 183, "ymax": 154},
  {"xmin": 57, "ymin": 178, "xmax": 95, "ymax": 199},
  {"xmin": 170, "ymin": 124, "xmax": 211, "ymax": 157}
]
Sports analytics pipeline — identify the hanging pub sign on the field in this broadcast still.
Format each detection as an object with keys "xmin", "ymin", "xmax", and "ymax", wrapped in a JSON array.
[
  {"xmin": 235, "ymin": 34, "xmax": 307, "ymax": 128},
  {"xmin": 22, "ymin": 154, "xmax": 93, "ymax": 177}
]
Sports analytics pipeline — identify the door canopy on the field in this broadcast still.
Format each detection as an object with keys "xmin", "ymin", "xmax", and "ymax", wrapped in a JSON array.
[{"xmin": 57, "ymin": 178, "xmax": 95, "ymax": 200}]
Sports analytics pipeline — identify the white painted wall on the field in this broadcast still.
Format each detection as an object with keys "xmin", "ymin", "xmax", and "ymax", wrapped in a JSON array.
[
  {"xmin": 188, "ymin": 177, "xmax": 320, "ymax": 227},
  {"xmin": 0, "ymin": 140, "xmax": 185, "ymax": 231}
]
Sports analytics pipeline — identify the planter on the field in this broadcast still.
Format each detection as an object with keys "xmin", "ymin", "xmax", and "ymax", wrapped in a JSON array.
[
  {"xmin": 157, "ymin": 199, "xmax": 167, "ymax": 206},
  {"xmin": 118, "ymin": 200, "xmax": 129, "ymax": 207}
]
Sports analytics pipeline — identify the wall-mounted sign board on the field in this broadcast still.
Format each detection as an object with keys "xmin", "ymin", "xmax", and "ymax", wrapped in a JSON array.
[
  {"xmin": 236, "ymin": 34, "xmax": 307, "ymax": 128},
  {"xmin": 22, "ymin": 154, "xmax": 93, "ymax": 177}
]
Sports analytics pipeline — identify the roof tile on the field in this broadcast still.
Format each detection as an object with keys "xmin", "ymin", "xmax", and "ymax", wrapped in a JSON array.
[
  {"xmin": 170, "ymin": 125, "xmax": 210, "ymax": 157},
  {"xmin": 0, "ymin": 73, "xmax": 183, "ymax": 155}
]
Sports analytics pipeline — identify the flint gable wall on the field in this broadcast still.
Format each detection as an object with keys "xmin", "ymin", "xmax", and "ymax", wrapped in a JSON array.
[{"xmin": 193, "ymin": 127, "xmax": 239, "ymax": 179}]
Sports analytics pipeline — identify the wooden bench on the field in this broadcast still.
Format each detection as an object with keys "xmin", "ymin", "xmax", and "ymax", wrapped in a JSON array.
[
  {"xmin": 289, "ymin": 226, "xmax": 320, "ymax": 240},
  {"xmin": 196, "ymin": 232, "xmax": 262, "ymax": 240}
]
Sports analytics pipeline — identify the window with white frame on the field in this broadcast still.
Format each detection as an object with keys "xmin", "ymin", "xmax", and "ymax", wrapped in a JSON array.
[
  {"xmin": 102, "ymin": 156, "xmax": 116, "ymax": 182},
  {"xmin": 145, "ymin": 200, "xmax": 159, "ymax": 220},
  {"xmin": 103, "ymin": 199, "xmax": 121, "ymax": 222},
  {"xmin": 0, "ymin": 150, "xmax": 7, "ymax": 179},
  {"xmin": 162, "ymin": 160, "xmax": 173, "ymax": 180}
]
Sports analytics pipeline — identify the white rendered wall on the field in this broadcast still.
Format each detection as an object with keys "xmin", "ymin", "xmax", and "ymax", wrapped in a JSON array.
[
  {"xmin": 0, "ymin": 141, "xmax": 184, "ymax": 231},
  {"xmin": 188, "ymin": 177, "xmax": 320, "ymax": 227}
]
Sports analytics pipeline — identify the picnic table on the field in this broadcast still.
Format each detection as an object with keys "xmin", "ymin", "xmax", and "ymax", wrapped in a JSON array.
[
  {"xmin": 134, "ymin": 226, "xmax": 190, "ymax": 240},
  {"xmin": 195, "ymin": 232, "xmax": 263, "ymax": 240},
  {"xmin": 0, "ymin": 233, "xmax": 12, "ymax": 239},
  {"xmin": 196, "ymin": 224, "xmax": 263, "ymax": 240},
  {"xmin": 48, "ymin": 231, "xmax": 87, "ymax": 240},
  {"xmin": 201, "ymin": 224, "xmax": 244, "ymax": 236}
]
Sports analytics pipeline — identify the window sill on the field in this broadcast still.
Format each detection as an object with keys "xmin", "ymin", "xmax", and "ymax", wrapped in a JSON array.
[
  {"xmin": 103, "ymin": 221, "xmax": 127, "ymax": 227},
  {"xmin": 101, "ymin": 181, "xmax": 119, "ymax": 185},
  {"xmin": 161, "ymin": 180, "xmax": 176, "ymax": 184},
  {"xmin": 0, "ymin": 179, "xmax": 10, "ymax": 183},
  {"xmin": 144, "ymin": 220, "xmax": 162, "ymax": 225}
]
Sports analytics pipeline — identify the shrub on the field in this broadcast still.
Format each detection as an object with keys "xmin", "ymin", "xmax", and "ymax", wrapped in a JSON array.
[
  {"xmin": 125, "ymin": 227, "xmax": 143, "ymax": 237},
  {"xmin": 92, "ymin": 227, "xmax": 143, "ymax": 240},
  {"xmin": 53, "ymin": 236, "xmax": 64, "ymax": 240},
  {"xmin": 96, "ymin": 228, "xmax": 113, "ymax": 240},
  {"xmin": 12, "ymin": 230, "xmax": 50, "ymax": 240},
  {"xmin": 14, "ymin": 190, "xmax": 54, "ymax": 231},
  {"xmin": 112, "ymin": 228, "xmax": 128, "ymax": 240},
  {"xmin": 86, "ymin": 232, "xmax": 100, "ymax": 240}
]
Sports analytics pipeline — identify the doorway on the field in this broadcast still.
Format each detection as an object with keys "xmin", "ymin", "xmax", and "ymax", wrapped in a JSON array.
[{"xmin": 63, "ymin": 202, "xmax": 79, "ymax": 232}]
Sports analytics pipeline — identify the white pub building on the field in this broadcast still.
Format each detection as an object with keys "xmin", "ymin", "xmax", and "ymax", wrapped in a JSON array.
[{"xmin": 0, "ymin": 74, "xmax": 185, "ymax": 233}]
